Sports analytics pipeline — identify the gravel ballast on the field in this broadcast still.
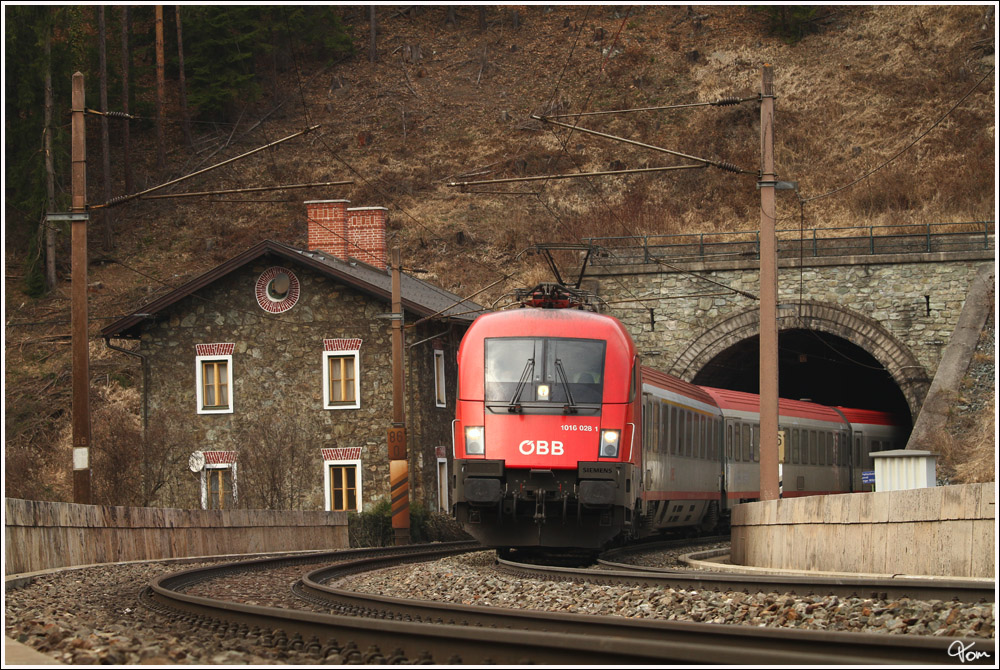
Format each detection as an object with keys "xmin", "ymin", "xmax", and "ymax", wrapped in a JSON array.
[{"xmin": 5, "ymin": 547, "xmax": 994, "ymax": 665}]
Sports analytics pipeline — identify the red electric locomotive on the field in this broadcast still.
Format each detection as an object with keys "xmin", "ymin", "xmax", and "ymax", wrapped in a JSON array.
[{"xmin": 452, "ymin": 294, "xmax": 643, "ymax": 548}]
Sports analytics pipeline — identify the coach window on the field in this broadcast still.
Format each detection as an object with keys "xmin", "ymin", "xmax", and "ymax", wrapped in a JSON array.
[
  {"xmin": 751, "ymin": 424, "xmax": 760, "ymax": 462},
  {"xmin": 692, "ymin": 415, "xmax": 701, "ymax": 459},
  {"xmin": 741, "ymin": 424, "xmax": 751, "ymax": 462},
  {"xmin": 726, "ymin": 424, "xmax": 733, "ymax": 460},
  {"xmin": 684, "ymin": 411, "xmax": 693, "ymax": 457},
  {"xmin": 732, "ymin": 423, "xmax": 741, "ymax": 462},
  {"xmin": 809, "ymin": 430, "xmax": 818, "ymax": 465},
  {"xmin": 669, "ymin": 407, "xmax": 678, "ymax": 454}
]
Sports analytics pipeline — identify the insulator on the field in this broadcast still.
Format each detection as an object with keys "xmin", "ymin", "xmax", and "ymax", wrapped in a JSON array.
[
  {"xmin": 712, "ymin": 96, "xmax": 742, "ymax": 106},
  {"xmin": 715, "ymin": 161, "xmax": 741, "ymax": 173},
  {"xmin": 105, "ymin": 110, "xmax": 135, "ymax": 120},
  {"xmin": 105, "ymin": 194, "xmax": 131, "ymax": 207}
]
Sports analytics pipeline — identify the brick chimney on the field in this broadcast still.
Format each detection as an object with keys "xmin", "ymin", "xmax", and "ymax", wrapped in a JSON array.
[
  {"xmin": 305, "ymin": 199, "xmax": 349, "ymax": 260},
  {"xmin": 346, "ymin": 206, "xmax": 388, "ymax": 269},
  {"xmin": 304, "ymin": 201, "xmax": 388, "ymax": 269}
]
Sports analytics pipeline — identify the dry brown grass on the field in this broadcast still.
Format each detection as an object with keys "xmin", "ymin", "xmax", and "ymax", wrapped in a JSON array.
[
  {"xmin": 934, "ymin": 397, "xmax": 996, "ymax": 485},
  {"xmin": 952, "ymin": 398, "xmax": 995, "ymax": 484}
]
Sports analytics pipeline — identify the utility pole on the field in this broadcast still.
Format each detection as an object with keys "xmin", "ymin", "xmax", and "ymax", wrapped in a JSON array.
[
  {"xmin": 71, "ymin": 72, "xmax": 92, "ymax": 505},
  {"xmin": 389, "ymin": 248, "xmax": 410, "ymax": 545},
  {"xmin": 758, "ymin": 64, "xmax": 780, "ymax": 501}
]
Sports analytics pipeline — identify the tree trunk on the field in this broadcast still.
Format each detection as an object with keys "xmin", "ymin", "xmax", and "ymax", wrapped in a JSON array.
[
  {"xmin": 368, "ymin": 6, "xmax": 378, "ymax": 62},
  {"xmin": 478, "ymin": 7, "xmax": 487, "ymax": 32},
  {"xmin": 121, "ymin": 6, "xmax": 133, "ymax": 193},
  {"xmin": 175, "ymin": 6, "xmax": 192, "ymax": 148},
  {"xmin": 445, "ymin": 6, "xmax": 456, "ymax": 25},
  {"xmin": 44, "ymin": 23, "xmax": 57, "ymax": 290},
  {"xmin": 155, "ymin": 5, "xmax": 166, "ymax": 169},
  {"xmin": 99, "ymin": 6, "xmax": 113, "ymax": 250}
]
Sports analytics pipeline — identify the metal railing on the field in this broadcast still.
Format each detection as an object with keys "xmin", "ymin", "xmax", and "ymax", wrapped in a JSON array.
[{"xmin": 584, "ymin": 221, "xmax": 994, "ymax": 266}]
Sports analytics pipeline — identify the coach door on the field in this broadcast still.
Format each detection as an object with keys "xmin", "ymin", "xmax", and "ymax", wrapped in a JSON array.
[{"xmin": 852, "ymin": 431, "xmax": 863, "ymax": 492}]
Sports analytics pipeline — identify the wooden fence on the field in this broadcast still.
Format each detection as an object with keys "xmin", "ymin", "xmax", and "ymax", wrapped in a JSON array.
[{"xmin": 4, "ymin": 498, "xmax": 348, "ymax": 576}]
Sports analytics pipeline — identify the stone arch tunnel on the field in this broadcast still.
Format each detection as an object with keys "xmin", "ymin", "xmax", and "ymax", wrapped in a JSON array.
[{"xmin": 670, "ymin": 301, "xmax": 927, "ymax": 429}]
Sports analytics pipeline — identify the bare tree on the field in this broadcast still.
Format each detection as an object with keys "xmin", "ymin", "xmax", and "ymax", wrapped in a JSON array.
[
  {"xmin": 155, "ymin": 5, "xmax": 166, "ymax": 169},
  {"xmin": 98, "ymin": 6, "xmax": 113, "ymax": 250},
  {"xmin": 175, "ymin": 6, "xmax": 192, "ymax": 148},
  {"xmin": 236, "ymin": 414, "xmax": 317, "ymax": 510},
  {"xmin": 43, "ymin": 21, "xmax": 57, "ymax": 290},
  {"xmin": 121, "ymin": 6, "xmax": 133, "ymax": 193},
  {"xmin": 368, "ymin": 6, "xmax": 378, "ymax": 63},
  {"xmin": 90, "ymin": 387, "xmax": 143, "ymax": 506}
]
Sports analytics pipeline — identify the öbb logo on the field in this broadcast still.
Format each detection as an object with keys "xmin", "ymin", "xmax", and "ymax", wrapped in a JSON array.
[{"xmin": 518, "ymin": 440, "xmax": 564, "ymax": 456}]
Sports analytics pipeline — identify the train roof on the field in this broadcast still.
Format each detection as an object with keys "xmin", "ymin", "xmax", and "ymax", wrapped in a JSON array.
[
  {"xmin": 467, "ymin": 308, "xmax": 634, "ymax": 343},
  {"xmin": 833, "ymin": 406, "xmax": 904, "ymax": 426},
  {"xmin": 699, "ymin": 386, "xmax": 847, "ymax": 423},
  {"xmin": 642, "ymin": 367, "xmax": 721, "ymax": 409}
]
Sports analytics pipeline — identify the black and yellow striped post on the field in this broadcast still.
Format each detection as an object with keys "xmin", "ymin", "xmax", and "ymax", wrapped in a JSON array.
[{"xmin": 389, "ymin": 249, "xmax": 410, "ymax": 545}]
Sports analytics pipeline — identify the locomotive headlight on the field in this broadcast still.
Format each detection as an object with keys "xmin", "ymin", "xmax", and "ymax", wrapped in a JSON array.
[
  {"xmin": 600, "ymin": 429, "xmax": 621, "ymax": 458},
  {"xmin": 465, "ymin": 426, "xmax": 485, "ymax": 455},
  {"xmin": 536, "ymin": 384, "xmax": 550, "ymax": 400}
]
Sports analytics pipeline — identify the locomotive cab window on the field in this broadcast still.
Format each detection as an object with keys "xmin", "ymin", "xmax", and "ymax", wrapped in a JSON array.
[{"xmin": 485, "ymin": 337, "xmax": 605, "ymax": 411}]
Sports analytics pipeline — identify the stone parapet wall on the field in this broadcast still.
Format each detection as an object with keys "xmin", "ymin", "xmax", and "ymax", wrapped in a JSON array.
[
  {"xmin": 4, "ymin": 498, "xmax": 348, "ymax": 576},
  {"xmin": 730, "ymin": 483, "xmax": 994, "ymax": 578}
]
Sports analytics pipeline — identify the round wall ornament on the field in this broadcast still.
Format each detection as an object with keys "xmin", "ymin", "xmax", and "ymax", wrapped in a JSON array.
[{"xmin": 255, "ymin": 267, "xmax": 300, "ymax": 313}]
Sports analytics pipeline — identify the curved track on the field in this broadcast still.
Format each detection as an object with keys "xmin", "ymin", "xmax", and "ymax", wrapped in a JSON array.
[{"xmin": 145, "ymin": 541, "xmax": 994, "ymax": 665}]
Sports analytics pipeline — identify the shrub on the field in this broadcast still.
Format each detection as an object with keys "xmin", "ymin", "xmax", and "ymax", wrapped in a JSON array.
[{"xmin": 349, "ymin": 499, "xmax": 471, "ymax": 547}]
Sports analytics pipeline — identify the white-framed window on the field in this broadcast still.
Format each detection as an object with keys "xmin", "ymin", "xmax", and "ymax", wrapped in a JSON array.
[
  {"xmin": 436, "ymin": 455, "xmax": 449, "ymax": 513},
  {"xmin": 323, "ymin": 449, "xmax": 363, "ymax": 512},
  {"xmin": 323, "ymin": 350, "xmax": 361, "ymax": 409},
  {"xmin": 198, "ymin": 451, "xmax": 238, "ymax": 510},
  {"xmin": 196, "ymin": 353, "xmax": 234, "ymax": 414},
  {"xmin": 434, "ymin": 349, "xmax": 447, "ymax": 408}
]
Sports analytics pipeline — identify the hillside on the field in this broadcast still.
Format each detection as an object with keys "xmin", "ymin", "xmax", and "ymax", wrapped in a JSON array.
[{"xmin": 4, "ymin": 5, "xmax": 996, "ymax": 501}]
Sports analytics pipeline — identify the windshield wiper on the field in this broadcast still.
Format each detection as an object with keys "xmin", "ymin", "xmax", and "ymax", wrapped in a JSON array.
[
  {"xmin": 508, "ymin": 358, "xmax": 534, "ymax": 413},
  {"xmin": 554, "ymin": 359, "xmax": 578, "ymax": 414}
]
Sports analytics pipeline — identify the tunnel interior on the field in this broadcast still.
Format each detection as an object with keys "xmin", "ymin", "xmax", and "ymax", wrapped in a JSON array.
[{"xmin": 689, "ymin": 328, "xmax": 913, "ymax": 429}]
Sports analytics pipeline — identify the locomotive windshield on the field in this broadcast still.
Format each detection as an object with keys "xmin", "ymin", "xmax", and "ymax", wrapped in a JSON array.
[{"xmin": 485, "ymin": 337, "xmax": 605, "ymax": 412}]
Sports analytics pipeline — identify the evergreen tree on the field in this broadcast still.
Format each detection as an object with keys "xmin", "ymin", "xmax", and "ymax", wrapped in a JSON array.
[{"xmin": 5, "ymin": 7, "xmax": 76, "ymax": 295}]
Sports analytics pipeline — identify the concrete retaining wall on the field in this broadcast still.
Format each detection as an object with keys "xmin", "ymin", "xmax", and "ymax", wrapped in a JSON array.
[
  {"xmin": 730, "ymin": 483, "xmax": 994, "ymax": 578},
  {"xmin": 4, "ymin": 498, "xmax": 348, "ymax": 576}
]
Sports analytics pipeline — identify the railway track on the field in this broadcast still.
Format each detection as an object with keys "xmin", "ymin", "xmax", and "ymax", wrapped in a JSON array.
[{"xmin": 144, "ymin": 540, "xmax": 994, "ymax": 665}]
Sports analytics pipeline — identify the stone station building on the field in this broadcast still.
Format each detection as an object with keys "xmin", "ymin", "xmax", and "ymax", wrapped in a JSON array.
[{"xmin": 101, "ymin": 200, "xmax": 486, "ymax": 514}]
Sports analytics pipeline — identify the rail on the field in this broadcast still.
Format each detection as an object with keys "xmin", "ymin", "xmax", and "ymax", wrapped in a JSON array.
[
  {"xmin": 141, "ymin": 542, "xmax": 994, "ymax": 665},
  {"xmin": 584, "ymin": 221, "xmax": 994, "ymax": 267}
]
